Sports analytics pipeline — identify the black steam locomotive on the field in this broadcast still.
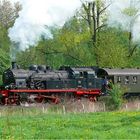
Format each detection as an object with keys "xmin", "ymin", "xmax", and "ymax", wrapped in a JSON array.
[
  {"xmin": 3, "ymin": 62, "xmax": 102, "ymax": 90},
  {"xmin": 0, "ymin": 62, "xmax": 102, "ymax": 105}
]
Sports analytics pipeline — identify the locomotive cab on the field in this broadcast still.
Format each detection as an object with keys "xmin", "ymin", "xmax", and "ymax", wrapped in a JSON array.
[{"xmin": 69, "ymin": 67, "xmax": 102, "ymax": 89}]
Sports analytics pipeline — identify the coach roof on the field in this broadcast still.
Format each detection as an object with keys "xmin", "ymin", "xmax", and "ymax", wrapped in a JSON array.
[{"xmin": 98, "ymin": 68, "xmax": 140, "ymax": 76}]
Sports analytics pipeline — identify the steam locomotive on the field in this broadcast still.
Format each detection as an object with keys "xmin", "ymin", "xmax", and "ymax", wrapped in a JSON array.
[{"xmin": 0, "ymin": 62, "xmax": 103, "ymax": 105}]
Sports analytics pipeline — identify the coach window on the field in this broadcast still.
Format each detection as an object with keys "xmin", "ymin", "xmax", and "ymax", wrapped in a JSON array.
[
  {"xmin": 78, "ymin": 80, "xmax": 82, "ymax": 84},
  {"xmin": 117, "ymin": 76, "xmax": 121, "ymax": 83},
  {"xmin": 133, "ymin": 76, "xmax": 137, "ymax": 84},
  {"xmin": 125, "ymin": 76, "xmax": 129, "ymax": 84}
]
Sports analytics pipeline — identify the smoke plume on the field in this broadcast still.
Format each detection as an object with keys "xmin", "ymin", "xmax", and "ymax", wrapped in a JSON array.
[
  {"xmin": 107, "ymin": 0, "xmax": 140, "ymax": 42},
  {"xmin": 8, "ymin": 0, "xmax": 85, "ymax": 50}
]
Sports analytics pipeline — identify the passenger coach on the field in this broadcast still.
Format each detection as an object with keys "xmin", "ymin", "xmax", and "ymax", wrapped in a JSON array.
[{"xmin": 97, "ymin": 68, "xmax": 140, "ymax": 94}]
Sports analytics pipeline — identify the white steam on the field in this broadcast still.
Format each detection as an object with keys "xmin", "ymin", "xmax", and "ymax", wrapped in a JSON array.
[
  {"xmin": 107, "ymin": 0, "xmax": 140, "ymax": 42},
  {"xmin": 8, "ymin": 0, "xmax": 85, "ymax": 50}
]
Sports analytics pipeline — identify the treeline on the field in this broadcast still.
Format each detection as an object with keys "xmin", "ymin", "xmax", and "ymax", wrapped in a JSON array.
[
  {"xmin": 0, "ymin": 0, "xmax": 140, "ymax": 74},
  {"xmin": 0, "ymin": 0, "xmax": 21, "ymax": 75}
]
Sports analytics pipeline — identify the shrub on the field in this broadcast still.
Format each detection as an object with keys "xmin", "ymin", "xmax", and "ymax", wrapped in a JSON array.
[
  {"xmin": 108, "ymin": 84, "xmax": 124, "ymax": 110},
  {"xmin": 0, "ymin": 75, "xmax": 2, "ymax": 85}
]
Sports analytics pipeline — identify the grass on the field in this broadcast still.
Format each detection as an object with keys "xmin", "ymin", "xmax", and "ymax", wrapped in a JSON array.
[{"xmin": 0, "ymin": 107, "xmax": 140, "ymax": 139}]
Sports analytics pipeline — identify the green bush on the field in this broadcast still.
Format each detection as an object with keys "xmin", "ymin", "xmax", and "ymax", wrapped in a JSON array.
[
  {"xmin": 108, "ymin": 84, "xmax": 124, "ymax": 110},
  {"xmin": 0, "ymin": 75, "xmax": 2, "ymax": 85}
]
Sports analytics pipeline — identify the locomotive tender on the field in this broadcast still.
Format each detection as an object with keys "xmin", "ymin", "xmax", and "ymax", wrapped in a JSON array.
[{"xmin": 0, "ymin": 62, "xmax": 102, "ymax": 105}]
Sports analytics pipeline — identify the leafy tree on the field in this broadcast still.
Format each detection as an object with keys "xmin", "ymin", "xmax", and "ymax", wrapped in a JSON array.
[
  {"xmin": 0, "ymin": 24, "xmax": 10, "ymax": 51},
  {"xmin": 122, "ymin": 2, "xmax": 140, "ymax": 57},
  {"xmin": 55, "ymin": 17, "xmax": 98, "ymax": 66},
  {"xmin": 0, "ymin": 0, "xmax": 21, "ymax": 76},
  {"xmin": 0, "ymin": 48, "xmax": 10, "ymax": 74},
  {"xmin": 16, "ymin": 17, "xmax": 96, "ymax": 68},
  {"xmin": 96, "ymin": 28, "xmax": 128, "ymax": 67},
  {"xmin": 0, "ymin": 0, "xmax": 21, "ymax": 28},
  {"xmin": 81, "ymin": 0, "xmax": 110, "ymax": 65},
  {"xmin": 128, "ymin": 48, "xmax": 140, "ymax": 67},
  {"xmin": 0, "ymin": 23, "xmax": 11, "ymax": 75},
  {"xmin": 16, "ymin": 46, "xmax": 47, "ymax": 69}
]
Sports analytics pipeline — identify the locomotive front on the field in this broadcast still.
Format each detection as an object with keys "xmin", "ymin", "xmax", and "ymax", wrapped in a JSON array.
[{"xmin": 2, "ymin": 62, "xmax": 33, "ymax": 89}]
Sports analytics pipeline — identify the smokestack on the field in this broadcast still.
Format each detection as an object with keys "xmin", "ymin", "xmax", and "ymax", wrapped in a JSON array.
[{"xmin": 12, "ymin": 61, "xmax": 17, "ymax": 69}]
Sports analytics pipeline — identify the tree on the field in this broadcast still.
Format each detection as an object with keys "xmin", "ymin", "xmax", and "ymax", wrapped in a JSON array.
[
  {"xmin": 0, "ymin": 48, "xmax": 10, "ymax": 74},
  {"xmin": 0, "ymin": 0, "xmax": 21, "ymax": 28},
  {"xmin": 0, "ymin": 0, "xmax": 21, "ymax": 76},
  {"xmin": 80, "ymin": 0, "xmax": 110, "ymax": 65},
  {"xmin": 16, "ymin": 17, "xmax": 97, "ymax": 68},
  {"xmin": 96, "ymin": 28, "xmax": 128, "ymax": 67},
  {"xmin": 122, "ymin": 0, "xmax": 140, "ymax": 57}
]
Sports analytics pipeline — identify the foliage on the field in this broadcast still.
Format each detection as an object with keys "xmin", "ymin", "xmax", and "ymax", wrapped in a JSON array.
[
  {"xmin": 122, "ymin": 7, "xmax": 138, "ymax": 17},
  {"xmin": 81, "ymin": 0, "xmax": 108, "ymax": 65},
  {"xmin": 16, "ymin": 47, "xmax": 47, "ymax": 69},
  {"xmin": 0, "ymin": 0, "xmax": 21, "ymax": 79},
  {"xmin": 0, "ymin": 24, "xmax": 11, "ymax": 75},
  {"xmin": 108, "ymin": 84, "xmax": 124, "ymax": 110},
  {"xmin": 119, "ymin": 1, "xmax": 140, "ymax": 57},
  {"xmin": 96, "ymin": 28, "xmax": 128, "ymax": 68},
  {"xmin": 0, "ymin": 0, "xmax": 21, "ymax": 28},
  {"xmin": 127, "ymin": 48, "xmax": 140, "ymax": 67},
  {"xmin": 0, "ymin": 49, "xmax": 10, "ymax": 73},
  {"xmin": 0, "ymin": 25, "xmax": 9, "ymax": 84},
  {"xmin": 0, "ymin": 75, "xmax": 2, "ymax": 85},
  {"xmin": 16, "ymin": 17, "xmax": 97, "ymax": 68}
]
